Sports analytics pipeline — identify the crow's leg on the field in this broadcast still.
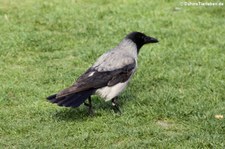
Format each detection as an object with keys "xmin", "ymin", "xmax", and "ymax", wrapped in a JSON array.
[
  {"xmin": 84, "ymin": 96, "xmax": 94, "ymax": 116},
  {"xmin": 112, "ymin": 97, "xmax": 121, "ymax": 114}
]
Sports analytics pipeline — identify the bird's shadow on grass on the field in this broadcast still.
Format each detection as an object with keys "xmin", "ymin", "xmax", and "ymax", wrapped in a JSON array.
[{"xmin": 51, "ymin": 92, "xmax": 136, "ymax": 121}]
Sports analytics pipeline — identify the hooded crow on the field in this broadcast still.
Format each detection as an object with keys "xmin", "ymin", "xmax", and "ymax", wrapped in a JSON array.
[{"xmin": 47, "ymin": 32, "xmax": 158, "ymax": 114}]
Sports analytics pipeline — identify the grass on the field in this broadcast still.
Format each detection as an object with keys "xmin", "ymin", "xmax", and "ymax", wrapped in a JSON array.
[{"xmin": 0, "ymin": 0, "xmax": 225, "ymax": 148}]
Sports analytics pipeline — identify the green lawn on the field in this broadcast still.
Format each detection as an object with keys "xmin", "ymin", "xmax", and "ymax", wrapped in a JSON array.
[{"xmin": 0, "ymin": 0, "xmax": 225, "ymax": 148}]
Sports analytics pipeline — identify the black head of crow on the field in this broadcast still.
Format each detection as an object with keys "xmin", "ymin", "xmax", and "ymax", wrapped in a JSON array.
[{"xmin": 126, "ymin": 32, "xmax": 159, "ymax": 50}]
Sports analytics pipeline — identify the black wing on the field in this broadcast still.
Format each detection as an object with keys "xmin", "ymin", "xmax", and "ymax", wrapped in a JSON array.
[{"xmin": 56, "ymin": 60, "xmax": 136, "ymax": 98}]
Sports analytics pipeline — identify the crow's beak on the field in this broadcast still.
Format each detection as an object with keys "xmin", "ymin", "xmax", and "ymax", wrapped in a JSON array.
[{"xmin": 144, "ymin": 36, "xmax": 159, "ymax": 43}]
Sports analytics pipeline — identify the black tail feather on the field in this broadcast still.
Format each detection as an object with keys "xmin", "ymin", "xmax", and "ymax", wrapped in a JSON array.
[
  {"xmin": 47, "ymin": 94, "xmax": 57, "ymax": 100},
  {"xmin": 62, "ymin": 92, "xmax": 91, "ymax": 107},
  {"xmin": 46, "ymin": 89, "xmax": 95, "ymax": 108}
]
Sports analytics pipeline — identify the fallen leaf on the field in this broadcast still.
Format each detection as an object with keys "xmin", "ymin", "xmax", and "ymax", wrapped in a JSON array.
[{"xmin": 215, "ymin": 115, "xmax": 224, "ymax": 119}]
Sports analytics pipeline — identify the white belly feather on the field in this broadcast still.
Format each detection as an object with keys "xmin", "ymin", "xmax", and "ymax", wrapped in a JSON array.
[{"xmin": 96, "ymin": 81, "xmax": 129, "ymax": 101}]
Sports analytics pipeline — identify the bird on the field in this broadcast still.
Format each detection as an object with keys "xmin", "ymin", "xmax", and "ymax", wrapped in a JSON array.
[{"xmin": 47, "ymin": 31, "xmax": 158, "ymax": 114}]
